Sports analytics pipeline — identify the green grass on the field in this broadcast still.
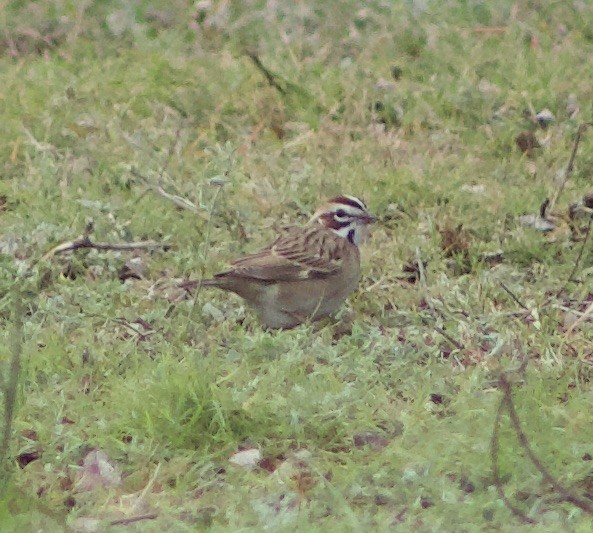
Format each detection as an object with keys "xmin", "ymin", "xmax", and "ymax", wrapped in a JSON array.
[{"xmin": 2, "ymin": 0, "xmax": 593, "ymax": 530}]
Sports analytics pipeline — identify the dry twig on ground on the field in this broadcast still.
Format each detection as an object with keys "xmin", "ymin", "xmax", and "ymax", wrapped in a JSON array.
[
  {"xmin": 109, "ymin": 513, "xmax": 158, "ymax": 526},
  {"xmin": 41, "ymin": 222, "xmax": 170, "ymax": 261},
  {"xmin": 130, "ymin": 169, "xmax": 208, "ymax": 217},
  {"xmin": 549, "ymin": 123, "xmax": 591, "ymax": 211},
  {"xmin": 491, "ymin": 367, "xmax": 593, "ymax": 522}
]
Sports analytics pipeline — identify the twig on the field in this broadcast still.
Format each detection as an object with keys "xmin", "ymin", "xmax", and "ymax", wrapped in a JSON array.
[
  {"xmin": 499, "ymin": 282, "xmax": 529, "ymax": 311},
  {"xmin": 432, "ymin": 324, "xmax": 465, "ymax": 351},
  {"xmin": 472, "ymin": 26, "xmax": 507, "ymax": 34},
  {"xmin": 564, "ymin": 299, "xmax": 593, "ymax": 337},
  {"xmin": 113, "ymin": 318, "xmax": 156, "ymax": 340},
  {"xmin": 39, "ymin": 220, "xmax": 169, "ymax": 260},
  {"xmin": 499, "ymin": 374, "xmax": 593, "ymax": 515},
  {"xmin": 186, "ymin": 183, "xmax": 224, "ymax": 332},
  {"xmin": 246, "ymin": 52, "xmax": 286, "ymax": 95},
  {"xmin": 42, "ymin": 236, "xmax": 170, "ymax": 260},
  {"xmin": 131, "ymin": 169, "xmax": 207, "ymax": 217},
  {"xmin": 549, "ymin": 123, "xmax": 591, "ymax": 211},
  {"xmin": 109, "ymin": 513, "xmax": 158, "ymax": 526},
  {"xmin": 555, "ymin": 214, "xmax": 593, "ymax": 297},
  {"xmin": 491, "ymin": 395, "xmax": 535, "ymax": 524}
]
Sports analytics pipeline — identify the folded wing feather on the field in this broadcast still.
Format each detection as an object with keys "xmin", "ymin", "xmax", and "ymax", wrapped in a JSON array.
[{"xmin": 215, "ymin": 226, "xmax": 345, "ymax": 282}]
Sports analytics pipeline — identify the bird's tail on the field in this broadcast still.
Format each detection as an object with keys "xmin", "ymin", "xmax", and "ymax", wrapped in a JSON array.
[{"xmin": 178, "ymin": 279, "xmax": 219, "ymax": 292}]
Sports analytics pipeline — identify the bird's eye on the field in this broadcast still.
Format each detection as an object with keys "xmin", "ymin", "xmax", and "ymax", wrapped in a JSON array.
[{"xmin": 335, "ymin": 209, "xmax": 347, "ymax": 218}]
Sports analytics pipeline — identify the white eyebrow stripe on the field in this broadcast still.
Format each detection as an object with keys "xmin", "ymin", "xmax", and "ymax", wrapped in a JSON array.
[{"xmin": 342, "ymin": 195, "xmax": 366, "ymax": 211}]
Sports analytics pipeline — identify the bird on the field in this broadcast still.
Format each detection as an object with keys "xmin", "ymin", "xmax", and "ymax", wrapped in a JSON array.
[{"xmin": 201, "ymin": 195, "xmax": 377, "ymax": 329}]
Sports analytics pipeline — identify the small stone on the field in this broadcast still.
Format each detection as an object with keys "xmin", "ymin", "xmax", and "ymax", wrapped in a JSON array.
[
  {"xmin": 567, "ymin": 94, "xmax": 579, "ymax": 117},
  {"xmin": 229, "ymin": 448, "xmax": 261, "ymax": 470},
  {"xmin": 535, "ymin": 108, "xmax": 555, "ymax": 128},
  {"xmin": 518, "ymin": 214, "xmax": 555, "ymax": 232},
  {"xmin": 202, "ymin": 302, "xmax": 225, "ymax": 321},
  {"xmin": 119, "ymin": 257, "xmax": 147, "ymax": 281}
]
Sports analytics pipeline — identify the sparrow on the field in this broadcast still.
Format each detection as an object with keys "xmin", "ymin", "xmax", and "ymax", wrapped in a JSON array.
[{"xmin": 201, "ymin": 195, "xmax": 377, "ymax": 329}]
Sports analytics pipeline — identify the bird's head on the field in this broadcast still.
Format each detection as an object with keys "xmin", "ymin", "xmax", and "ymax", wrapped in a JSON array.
[{"xmin": 310, "ymin": 195, "xmax": 377, "ymax": 245}]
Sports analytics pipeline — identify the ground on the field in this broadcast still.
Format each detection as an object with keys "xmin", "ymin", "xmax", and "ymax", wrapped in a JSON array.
[{"xmin": 2, "ymin": 0, "xmax": 593, "ymax": 530}]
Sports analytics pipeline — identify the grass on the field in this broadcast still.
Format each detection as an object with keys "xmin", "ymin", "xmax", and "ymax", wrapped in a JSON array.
[{"xmin": 2, "ymin": 0, "xmax": 593, "ymax": 530}]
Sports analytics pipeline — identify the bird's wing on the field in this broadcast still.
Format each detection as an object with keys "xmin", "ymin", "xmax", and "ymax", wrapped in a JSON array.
[{"xmin": 215, "ymin": 226, "xmax": 348, "ymax": 282}]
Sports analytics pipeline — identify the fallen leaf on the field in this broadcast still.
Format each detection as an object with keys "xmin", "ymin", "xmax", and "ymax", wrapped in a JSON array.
[
  {"xmin": 438, "ymin": 223, "xmax": 471, "ymax": 258},
  {"xmin": 353, "ymin": 431, "xmax": 389, "ymax": 449},
  {"xmin": 74, "ymin": 450, "xmax": 122, "ymax": 492},
  {"xmin": 17, "ymin": 450, "xmax": 41, "ymax": 468},
  {"xmin": 516, "ymin": 130, "xmax": 539, "ymax": 155}
]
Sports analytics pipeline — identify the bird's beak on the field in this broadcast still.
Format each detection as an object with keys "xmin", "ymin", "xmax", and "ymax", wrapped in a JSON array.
[{"xmin": 361, "ymin": 213, "xmax": 379, "ymax": 224}]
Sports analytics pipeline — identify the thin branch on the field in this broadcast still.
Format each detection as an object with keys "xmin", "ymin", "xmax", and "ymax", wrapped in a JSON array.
[
  {"xmin": 499, "ymin": 374, "xmax": 593, "ymax": 515},
  {"xmin": 564, "ymin": 299, "xmax": 593, "ymax": 337},
  {"xmin": 113, "ymin": 318, "xmax": 156, "ymax": 340},
  {"xmin": 555, "ymin": 214, "xmax": 593, "ymax": 297},
  {"xmin": 246, "ymin": 51, "xmax": 286, "ymax": 95},
  {"xmin": 432, "ymin": 323, "xmax": 465, "ymax": 351},
  {"xmin": 42, "ymin": 236, "xmax": 170, "ymax": 260},
  {"xmin": 186, "ymin": 184, "xmax": 224, "ymax": 333},
  {"xmin": 39, "ymin": 219, "xmax": 170, "ymax": 259},
  {"xmin": 109, "ymin": 513, "xmax": 158, "ymax": 526},
  {"xmin": 549, "ymin": 123, "xmax": 591, "ymax": 211},
  {"xmin": 131, "ymin": 169, "xmax": 207, "ymax": 217},
  {"xmin": 491, "ymin": 395, "xmax": 535, "ymax": 524},
  {"xmin": 499, "ymin": 282, "xmax": 529, "ymax": 311}
]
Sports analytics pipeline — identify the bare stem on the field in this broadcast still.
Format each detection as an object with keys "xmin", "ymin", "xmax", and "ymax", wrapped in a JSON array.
[
  {"xmin": 0, "ymin": 291, "xmax": 24, "ymax": 495},
  {"xmin": 185, "ymin": 184, "xmax": 224, "ymax": 334},
  {"xmin": 491, "ymin": 394, "xmax": 535, "ymax": 524},
  {"xmin": 549, "ymin": 123, "xmax": 591, "ymax": 211}
]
